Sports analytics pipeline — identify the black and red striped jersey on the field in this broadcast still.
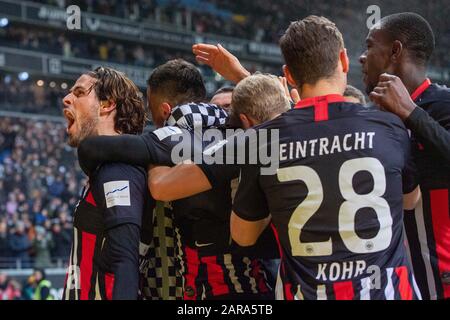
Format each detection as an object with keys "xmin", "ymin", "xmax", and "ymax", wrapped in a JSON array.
[
  {"xmin": 63, "ymin": 163, "xmax": 153, "ymax": 300},
  {"xmin": 403, "ymin": 79, "xmax": 450, "ymax": 300},
  {"xmin": 147, "ymin": 126, "xmax": 273, "ymax": 300},
  {"xmin": 233, "ymin": 94, "xmax": 421, "ymax": 300}
]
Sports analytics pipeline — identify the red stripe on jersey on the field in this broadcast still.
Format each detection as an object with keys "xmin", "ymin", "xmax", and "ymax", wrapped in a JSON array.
[
  {"xmin": 284, "ymin": 283, "xmax": 294, "ymax": 300},
  {"xmin": 105, "ymin": 273, "xmax": 115, "ymax": 300},
  {"xmin": 333, "ymin": 281, "xmax": 354, "ymax": 300},
  {"xmin": 315, "ymin": 98, "xmax": 329, "ymax": 122},
  {"xmin": 85, "ymin": 191, "xmax": 96, "ymax": 207},
  {"xmin": 200, "ymin": 256, "xmax": 230, "ymax": 297},
  {"xmin": 294, "ymin": 94, "xmax": 347, "ymax": 109},
  {"xmin": 429, "ymin": 189, "xmax": 450, "ymax": 298},
  {"xmin": 80, "ymin": 232, "xmax": 96, "ymax": 300},
  {"xmin": 395, "ymin": 266, "xmax": 413, "ymax": 300},
  {"xmin": 270, "ymin": 223, "xmax": 283, "ymax": 260},
  {"xmin": 294, "ymin": 94, "xmax": 346, "ymax": 122},
  {"xmin": 270, "ymin": 224, "xmax": 293, "ymax": 299},
  {"xmin": 250, "ymin": 259, "xmax": 269, "ymax": 293},
  {"xmin": 411, "ymin": 78, "xmax": 431, "ymax": 101},
  {"xmin": 184, "ymin": 246, "xmax": 200, "ymax": 300}
]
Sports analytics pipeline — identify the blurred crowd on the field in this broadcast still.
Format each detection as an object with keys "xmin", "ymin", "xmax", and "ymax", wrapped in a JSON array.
[
  {"xmin": 33, "ymin": 0, "xmax": 449, "ymax": 67},
  {"xmin": 0, "ymin": 76, "xmax": 66, "ymax": 116},
  {"xmin": 0, "ymin": 116, "xmax": 85, "ymax": 269},
  {"xmin": 0, "ymin": 269, "xmax": 56, "ymax": 300}
]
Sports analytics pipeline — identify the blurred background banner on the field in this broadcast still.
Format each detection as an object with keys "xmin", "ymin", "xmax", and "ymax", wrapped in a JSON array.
[{"xmin": 0, "ymin": 0, "xmax": 448, "ymax": 300}]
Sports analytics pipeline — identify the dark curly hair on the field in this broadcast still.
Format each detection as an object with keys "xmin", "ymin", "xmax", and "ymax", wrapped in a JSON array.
[{"xmin": 87, "ymin": 67, "xmax": 146, "ymax": 135}]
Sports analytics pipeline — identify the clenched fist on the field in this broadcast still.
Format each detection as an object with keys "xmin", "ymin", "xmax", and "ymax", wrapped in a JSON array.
[{"xmin": 369, "ymin": 73, "xmax": 418, "ymax": 120}]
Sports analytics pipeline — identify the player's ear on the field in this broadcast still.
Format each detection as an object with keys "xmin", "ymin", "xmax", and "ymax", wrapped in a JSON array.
[
  {"xmin": 283, "ymin": 65, "xmax": 297, "ymax": 87},
  {"xmin": 161, "ymin": 102, "xmax": 172, "ymax": 119},
  {"xmin": 340, "ymin": 49, "xmax": 350, "ymax": 74},
  {"xmin": 239, "ymin": 114, "xmax": 253, "ymax": 129},
  {"xmin": 100, "ymin": 100, "xmax": 117, "ymax": 113},
  {"xmin": 391, "ymin": 40, "xmax": 403, "ymax": 63}
]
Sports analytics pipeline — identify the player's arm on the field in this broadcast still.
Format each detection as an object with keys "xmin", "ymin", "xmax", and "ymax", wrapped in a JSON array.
[
  {"xmin": 405, "ymin": 104, "xmax": 450, "ymax": 162},
  {"xmin": 77, "ymin": 134, "xmax": 151, "ymax": 175},
  {"xmin": 230, "ymin": 212, "xmax": 271, "ymax": 247},
  {"xmin": 370, "ymin": 74, "xmax": 450, "ymax": 162},
  {"xmin": 403, "ymin": 186, "xmax": 421, "ymax": 210},
  {"xmin": 92, "ymin": 164, "xmax": 148, "ymax": 300},
  {"xmin": 148, "ymin": 162, "xmax": 212, "ymax": 201},
  {"xmin": 231, "ymin": 162, "xmax": 271, "ymax": 246},
  {"xmin": 192, "ymin": 43, "xmax": 250, "ymax": 84}
]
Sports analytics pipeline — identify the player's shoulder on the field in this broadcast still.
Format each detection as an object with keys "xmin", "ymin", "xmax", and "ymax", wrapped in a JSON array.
[
  {"xmin": 149, "ymin": 126, "xmax": 184, "ymax": 142},
  {"xmin": 419, "ymin": 83, "xmax": 450, "ymax": 111},
  {"xmin": 94, "ymin": 162, "xmax": 146, "ymax": 184}
]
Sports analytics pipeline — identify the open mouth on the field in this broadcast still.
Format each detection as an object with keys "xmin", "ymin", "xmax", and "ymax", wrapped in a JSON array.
[{"xmin": 63, "ymin": 109, "xmax": 75, "ymax": 132}]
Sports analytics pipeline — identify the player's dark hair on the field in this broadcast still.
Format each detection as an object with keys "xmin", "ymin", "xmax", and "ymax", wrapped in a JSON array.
[
  {"xmin": 87, "ymin": 66, "xmax": 146, "ymax": 135},
  {"xmin": 344, "ymin": 85, "xmax": 366, "ymax": 104},
  {"xmin": 147, "ymin": 59, "xmax": 207, "ymax": 106},
  {"xmin": 380, "ymin": 12, "xmax": 435, "ymax": 65},
  {"xmin": 279, "ymin": 15, "xmax": 344, "ymax": 87},
  {"xmin": 213, "ymin": 85, "xmax": 235, "ymax": 96}
]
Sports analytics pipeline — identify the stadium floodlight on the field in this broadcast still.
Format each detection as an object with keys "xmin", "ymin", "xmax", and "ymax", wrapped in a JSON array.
[
  {"xmin": 18, "ymin": 72, "xmax": 29, "ymax": 81},
  {"xmin": 0, "ymin": 18, "xmax": 8, "ymax": 28},
  {"xmin": 37, "ymin": 80, "xmax": 44, "ymax": 87},
  {"xmin": 50, "ymin": 81, "xmax": 56, "ymax": 88},
  {"xmin": 61, "ymin": 82, "xmax": 68, "ymax": 89}
]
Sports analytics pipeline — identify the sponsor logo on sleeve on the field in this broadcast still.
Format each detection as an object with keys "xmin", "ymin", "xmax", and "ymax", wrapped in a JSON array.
[{"xmin": 103, "ymin": 181, "xmax": 130, "ymax": 208}]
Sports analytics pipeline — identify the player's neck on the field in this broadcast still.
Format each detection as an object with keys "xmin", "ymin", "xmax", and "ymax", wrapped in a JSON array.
[
  {"xmin": 398, "ymin": 65, "xmax": 428, "ymax": 95},
  {"xmin": 96, "ymin": 122, "xmax": 119, "ymax": 136},
  {"xmin": 300, "ymin": 80, "xmax": 345, "ymax": 100}
]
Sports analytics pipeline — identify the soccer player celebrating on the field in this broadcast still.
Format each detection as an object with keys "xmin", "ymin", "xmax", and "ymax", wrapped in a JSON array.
[
  {"xmin": 230, "ymin": 16, "xmax": 421, "ymax": 300},
  {"xmin": 360, "ymin": 12, "xmax": 450, "ymax": 300},
  {"xmin": 77, "ymin": 60, "xmax": 271, "ymax": 300},
  {"xmin": 61, "ymin": 67, "xmax": 150, "ymax": 300}
]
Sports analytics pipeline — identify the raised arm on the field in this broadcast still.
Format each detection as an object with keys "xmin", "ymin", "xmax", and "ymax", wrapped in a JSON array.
[{"xmin": 192, "ymin": 43, "xmax": 250, "ymax": 84}]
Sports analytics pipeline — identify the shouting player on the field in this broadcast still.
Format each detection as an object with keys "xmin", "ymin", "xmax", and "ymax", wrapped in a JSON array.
[
  {"xmin": 360, "ymin": 12, "xmax": 450, "ymax": 299},
  {"xmin": 62, "ymin": 67, "xmax": 150, "ymax": 300},
  {"xmin": 77, "ymin": 60, "xmax": 272, "ymax": 300},
  {"xmin": 230, "ymin": 16, "xmax": 421, "ymax": 300}
]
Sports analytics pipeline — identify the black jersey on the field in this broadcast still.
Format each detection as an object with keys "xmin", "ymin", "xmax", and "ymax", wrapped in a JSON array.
[
  {"xmin": 63, "ymin": 163, "xmax": 152, "ymax": 300},
  {"xmin": 233, "ymin": 94, "xmax": 421, "ymax": 300},
  {"xmin": 403, "ymin": 79, "xmax": 450, "ymax": 300},
  {"xmin": 147, "ymin": 126, "xmax": 271, "ymax": 300}
]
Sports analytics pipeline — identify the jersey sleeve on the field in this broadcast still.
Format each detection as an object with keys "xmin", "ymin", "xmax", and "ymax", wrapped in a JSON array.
[
  {"xmin": 232, "ymin": 163, "xmax": 270, "ymax": 221},
  {"xmin": 406, "ymin": 103, "xmax": 450, "ymax": 162},
  {"xmin": 91, "ymin": 163, "xmax": 148, "ymax": 230},
  {"xmin": 142, "ymin": 126, "xmax": 187, "ymax": 166},
  {"xmin": 77, "ymin": 134, "xmax": 151, "ymax": 175},
  {"xmin": 101, "ymin": 223, "xmax": 140, "ymax": 300}
]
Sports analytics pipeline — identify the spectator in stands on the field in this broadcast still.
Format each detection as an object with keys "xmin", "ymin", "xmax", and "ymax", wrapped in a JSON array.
[
  {"xmin": 0, "ymin": 220, "xmax": 10, "ymax": 259},
  {"xmin": 50, "ymin": 222, "xmax": 71, "ymax": 261},
  {"xmin": 31, "ymin": 269, "xmax": 53, "ymax": 300},
  {"xmin": 8, "ymin": 221, "xmax": 31, "ymax": 267},
  {"xmin": 1, "ymin": 279, "xmax": 22, "ymax": 300},
  {"xmin": 0, "ymin": 272, "xmax": 8, "ymax": 298},
  {"xmin": 33, "ymin": 226, "xmax": 54, "ymax": 269}
]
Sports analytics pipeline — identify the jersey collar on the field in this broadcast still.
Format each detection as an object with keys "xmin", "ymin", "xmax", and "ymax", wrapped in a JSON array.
[
  {"xmin": 411, "ymin": 78, "xmax": 431, "ymax": 102},
  {"xmin": 294, "ymin": 94, "xmax": 347, "ymax": 109},
  {"xmin": 294, "ymin": 94, "xmax": 347, "ymax": 122}
]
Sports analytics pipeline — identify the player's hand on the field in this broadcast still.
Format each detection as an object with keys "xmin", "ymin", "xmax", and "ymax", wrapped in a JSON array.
[
  {"xmin": 369, "ymin": 73, "xmax": 417, "ymax": 120},
  {"xmin": 192, "ymin": 43, "xmax": 250, "ymax": 84},
  {"xmin": 278, "ymin": 76, "xmax": 300, "ymax": 104}
]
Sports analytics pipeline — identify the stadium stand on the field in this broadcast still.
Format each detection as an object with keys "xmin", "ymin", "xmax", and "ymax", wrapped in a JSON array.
[{"xmin": 0, "ymin": 0, "xmax": 448, "ymax": 300}]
